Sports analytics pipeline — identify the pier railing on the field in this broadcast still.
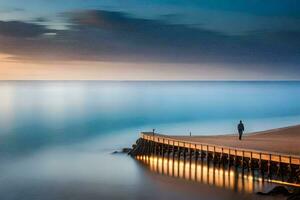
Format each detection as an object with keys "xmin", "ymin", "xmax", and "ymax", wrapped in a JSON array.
[{"xmin": 141, "ymin": 132, "xmax": 300, "ymax": 166}]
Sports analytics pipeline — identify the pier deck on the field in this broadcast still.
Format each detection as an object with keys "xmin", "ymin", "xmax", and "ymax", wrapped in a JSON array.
[
  {"xmin": 141, "ymin": 132, "xmax": 300, "ymax": 166},
  {"xmin": 130, "ymin": 126, "xmax": 300, "ymax": 186}
]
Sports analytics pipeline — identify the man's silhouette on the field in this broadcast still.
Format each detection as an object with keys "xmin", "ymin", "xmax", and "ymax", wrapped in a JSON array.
[{"xmin": 237, "ymin": 120, "xmax": 244, "ymax": 140}]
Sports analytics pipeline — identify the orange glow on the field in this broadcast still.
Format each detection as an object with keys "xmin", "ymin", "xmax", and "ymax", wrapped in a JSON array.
[
  {"xmin": 136, "ymin": 155, "xmax": 300, "ymax": 193},
  {"xmin": 0, "ymin": 53, "xmax": 14, "ymax": 61},
  {"xmin": 0, "ymin": 56, "xmax": 250, "ymax": 80}
]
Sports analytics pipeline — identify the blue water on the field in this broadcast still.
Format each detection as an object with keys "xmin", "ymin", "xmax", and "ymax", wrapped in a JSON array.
[{"xmin": 0, "ymin": 81, "xmax": 299, "ymax": 200}]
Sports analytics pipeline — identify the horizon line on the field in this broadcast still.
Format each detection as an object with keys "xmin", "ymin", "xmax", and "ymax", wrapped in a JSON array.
[{"xmin": 1, "ymin": 80, "xmax": 300, "ymax": 82}]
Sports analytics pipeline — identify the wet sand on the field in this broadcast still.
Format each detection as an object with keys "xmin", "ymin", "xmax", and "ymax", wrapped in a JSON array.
[{"xmin": 170, "ymin": 125, "xmax": 300, "ymax": 155}]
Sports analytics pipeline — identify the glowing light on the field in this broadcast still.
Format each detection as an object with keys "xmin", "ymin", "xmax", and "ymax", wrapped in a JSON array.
[{"xmin": 136, "ymin": 155, "xmax": 300, "ymax": 193}]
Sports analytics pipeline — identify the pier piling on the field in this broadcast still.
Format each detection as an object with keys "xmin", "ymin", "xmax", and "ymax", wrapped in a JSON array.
[{"xmin": 130, "ymin": 132, "xmax": 300, "ymax": 186}]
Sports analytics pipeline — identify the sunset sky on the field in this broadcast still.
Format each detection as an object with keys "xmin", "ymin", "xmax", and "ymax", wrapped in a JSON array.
[{"xmin": 0, "ymin": 0, "xmax": 300, "ymax": 80}]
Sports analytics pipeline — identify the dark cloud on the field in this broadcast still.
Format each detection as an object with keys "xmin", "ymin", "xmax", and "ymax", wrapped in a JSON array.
[
  {"xmin": 34, "ymin": 17, "xmax": 49, "ymax": 23},
  {"xmin": 0, "ymin": 7, "xmax": 25, "ymax": 13},
  {"xmin": 0, "ymin": 10, "xmax": 300, "ymax": 72},
  {"xmin": 0, "ymin": 21, "xmax": 50, "ymax": 38}
]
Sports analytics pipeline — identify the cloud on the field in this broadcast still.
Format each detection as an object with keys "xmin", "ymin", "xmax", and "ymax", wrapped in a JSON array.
[
  {"xmin": 34, "ymin": 17, "xmax": 48, "ymax": 23},
  {"xmin": 0, "ymin": 9, "xmax": 299, "ymax": 73},
  {"xmin": 0, "ymin": 21, "xmax": 50, "ymax": 38},
  {"xmin": 0, "ymin": 7, "xmax": 25, "ymax": 13}
]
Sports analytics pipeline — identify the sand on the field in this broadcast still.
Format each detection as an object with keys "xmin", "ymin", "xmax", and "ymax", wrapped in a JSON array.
[{"xmin": 169, "ymin": 125, "xmax": 300, "ymax": 156}]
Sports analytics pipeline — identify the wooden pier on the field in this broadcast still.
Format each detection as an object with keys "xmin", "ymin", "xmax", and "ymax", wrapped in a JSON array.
[{"xmin": 130, "ymin": 132, "xmax": 300, "ymax": 185}]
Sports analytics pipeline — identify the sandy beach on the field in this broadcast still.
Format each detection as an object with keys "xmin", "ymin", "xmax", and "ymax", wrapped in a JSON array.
[{"xmin": 170, "ymin": 125, "xmax": 300, "ymax": 156}]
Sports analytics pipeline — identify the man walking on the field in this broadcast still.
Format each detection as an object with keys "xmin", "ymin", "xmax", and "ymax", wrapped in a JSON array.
[{"xmin": 237, "ymin": 120, "xmax": 245, "ymax": 140}]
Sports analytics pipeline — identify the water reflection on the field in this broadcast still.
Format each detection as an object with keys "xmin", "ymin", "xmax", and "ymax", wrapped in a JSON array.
[
  {"xmin": 1, "ymin": 81, "xmax": 300, "ymax": 156},
  {"xmin": 0, "ymin": 83, "xmax": 16, "ymax": 134},
  {"xmin": 136, "ymin": 155, "xmax": 269, "ymax": 194}
]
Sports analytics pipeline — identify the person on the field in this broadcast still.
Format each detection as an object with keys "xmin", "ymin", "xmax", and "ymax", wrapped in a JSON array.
[{"xmin": 237, "ymin": 120, "xmax": 244, "ymax": 140}]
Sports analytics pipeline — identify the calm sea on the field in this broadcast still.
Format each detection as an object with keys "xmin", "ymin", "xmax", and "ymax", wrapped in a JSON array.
[{"xmin": 0, "ymin": 81, "xmax": 299, "ymax": 200}]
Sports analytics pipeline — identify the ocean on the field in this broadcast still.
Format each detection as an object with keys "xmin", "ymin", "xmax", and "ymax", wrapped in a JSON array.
[{"xmin": 0, "ymin": 81, "xmax": 299, "ymax": 200}]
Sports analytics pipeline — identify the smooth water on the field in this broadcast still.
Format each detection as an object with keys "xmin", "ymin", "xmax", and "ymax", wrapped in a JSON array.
[{"xmin": 0, "ymin": 81, "xmax": 300, "ymax": 200}]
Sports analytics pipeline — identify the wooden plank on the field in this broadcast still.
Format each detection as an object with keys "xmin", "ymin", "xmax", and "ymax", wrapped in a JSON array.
[
  {"xmin": 229, "ymin": 149, "xmax": 235, "ymax": 155},
  {"xmin": 178, "ymin": 142, "xmax": 184, "ymax": 147},
  {"xmin": 291, "ymin": 158, "xmax": 300, "ymax": 165},
  {"xmin": 215, "ymin": 147, "xmax": 222, "ymax": 153},
  {"xmin": 236, "ymin": 151, "xmax": 243, "ymax": 157},
  {"xmin": 196, "ymin": 144, "xmax": 202, "ymax": 150},
  {"xmin": 272, "ymin": 155, "xmax": 280, "ymax": 162},
  {"xmin": 208, "ymin": 146, "xmax": 215, "ymax": 152},
  {"xmin": 261, "ymin": 154, "xmax": 270, "ymax": 160},
  {"xmin": 223, "ymin": 149, "xmax": 229, "ymax": 154},
  {"xmin": 244, "ymin": 152, "xmax": 251, "ymax": 158},
  {"xmin": 252, "ymin": 153, "xmax": 260, "ymax": 159}
]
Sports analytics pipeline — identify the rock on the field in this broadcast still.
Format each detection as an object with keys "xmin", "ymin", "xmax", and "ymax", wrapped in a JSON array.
[
  {"xmin": 112, "ymin": 148, "xmax": 132, "ymax": 154},
  {"xmin": 257, "ymin": 186, "xmax": 290, "ymax": 196},
  {"xmin": 288, "ymin": 188, "xmax": 300, "ymax": 200},
  {"xmin": 287, "ymin": 195, "xmax": 300, "ymax": 200},
  {"xmin": 122, "ymin": 148, "xmax": 131, "ymax": 153}
]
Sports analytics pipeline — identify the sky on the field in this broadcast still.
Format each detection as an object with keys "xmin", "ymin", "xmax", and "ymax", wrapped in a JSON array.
[{"xmin": 0, "ymin": 0, "xmax": 300, "ymax": 80}]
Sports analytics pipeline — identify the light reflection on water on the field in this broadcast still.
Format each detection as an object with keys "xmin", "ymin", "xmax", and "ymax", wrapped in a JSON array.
[{"xmin": 136, "ymin": 155, "xmax": 276, "ymax": 194}]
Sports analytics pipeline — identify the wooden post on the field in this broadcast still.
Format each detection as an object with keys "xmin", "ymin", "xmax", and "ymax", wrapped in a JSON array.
[
  {"xmin": 157, "ymin": 138, "xmax": 160, "ymax": 155},
  {"xmin": 189, "ymin": 145, "xmax": 192, "ymax": 167},
  {"xmin": 172, "ymin": 142, "xmax": 175, "ymax": 177},
  {"xmin": 248, "ymin": 152, "xmax": 252, "ymax": 173},
  {"xmin": 147, "ymin": 140, "xmax": 151, "ymax": 156},
  {"xmin": 241, "ymin": 151, "xmax": 244, "ymax": 174},
  {"xmin": 183, "ymin": 146, "xmax": 187, "ymax": 179},
  {"xmin": 150, "ymin": 141, "xmax": 153, "ymax": 156},
  {"xmin": 259, "ymin": 153, "xmax": 262, "ymax": 171},
  {"xmin": 167, "ymin": 140, "xmax": 170, "ymax": 159},
  {"xmin": 194, "ymin": 144, "xmax": 198, "ymax": 181},
  {"xmin": 234, "ymin": 150, "xmax": 237, "ymax": 168},
  {"xmin": 259, "ymin": 153, "xmax": 264, "ymax": 179},
  {"xmin": 178, "ymin": 147, "xmax": 181, "ymax": 164},
  {"xmin": 177, "ymin": 146, "xmax": 181, "ymax": 177},
  {"xmin": 220, "ymin": 148, "xmax": 223, "ymax": 167},
  {"xmin": 206, "ymin": 145, "xmax": 209, "ymax": 161},
  {"xmin": 277, "ymin": 155, "xmax": 283, "ymax": 180},
  {"xmin": 189, "ymin": 146, "xmax": 192, "ymax": 180},
  {"xmin": 200, "ymin": 144, "xmax": 203, "ymax": 161},
  {"xmin": 184, "ymin": 147, "xmax": 187, "ymax": 163},
  {"xmin": 140, "ymin": 139, "xmax": 145, "ymax": 155},
  {"xmin": 267, "ymin": 154, "xmax": 271, "ymax": 179},
  {"xmin": 172, "ymin": 143, "xmax": 175, "ymax": 162},
  {"xmin": 228, "ymin": 150, "xmax": 231, "ymax": 169},
  {"xmin": 153, "ymin": 141, "xmax": 156, "ymax": 155},
  {"xmin": 195, "ymin": 144, "xmax": 198, "ymax": 164},
  {"xmin": 162, "ymin": 139, "xmax": 165, "ymax": 158},
  {"xmin": 288, "ymin": 156, "xmax": 292, "ymax": 181},
  {"xmin": 212, "ymin": 146, "xmax": 216, "ymax": 166},
  {"xmin": 146, "ymin": 140, "xmax": 149, "ymax": 155}
]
